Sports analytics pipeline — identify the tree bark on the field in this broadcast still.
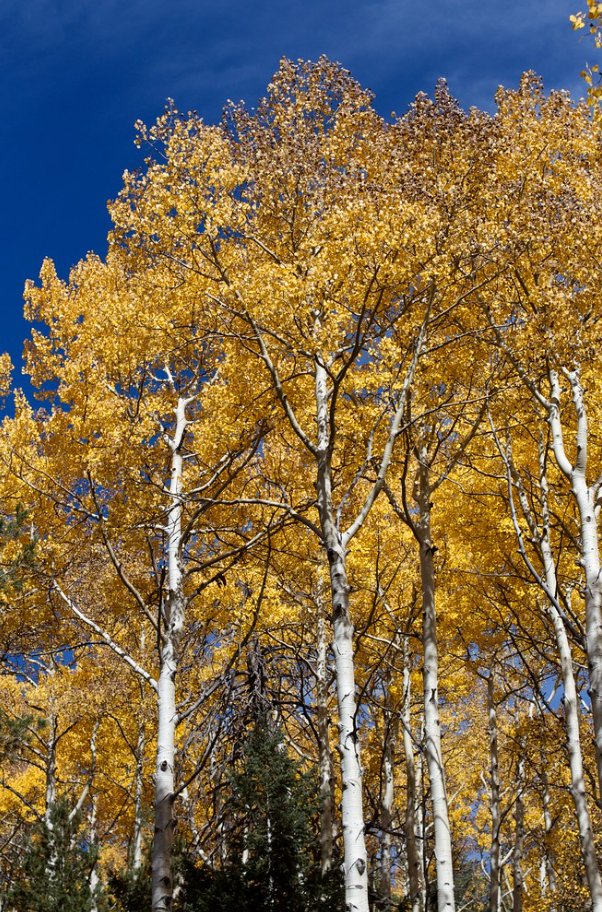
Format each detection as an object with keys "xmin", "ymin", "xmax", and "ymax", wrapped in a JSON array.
[
  {"xmin": 512, "ymin": 752, "xmax": 525, "ymax": 912},
  {"xmin": 317, "ymin": 611, "xmax": 335, "ymax": 877},
  {"xmin": 380, "ymin": 684, "xmax": 398, "ymax": 906},
  {"xmin": 402, "ymin": 637, "xmax": 425, "ymax": 912},
  {"xmin": 315, "ymin": 358, "xmax": 369, "ymax": 912},
  {"xmin": 539, "ymin": 763, "xmax": 556, "ymax": 903},
  {"xmin": 151, "ymin": 395, "xmax": 189, "ymax": 912},
  {"xmin": 327, "ymin": 542, "xmax": 369, "ymax": 912},
  {"xmin": 44, "ymin": 710, "xmax": 58, "ymax": 886},
  {"xmin": 415, "ymin": 460, "xmax": 455, "ymax": 912},
  {"xmin": 89, "ymin": 796, "xmax": 99, "ymax": 912},
  {"xmin": 548, "ymin": 369, "xmax": 602, "ymax": 798},
  {"xmin": 488, "ymin": 673, "xmax": 501, "ymax": 912},
  {"xmin": 132, "ymin": 719, "xmax": 145, "ymax": 872},
  {"xmin": 546, "ymin": 608, "xmax": 602, "ymax": 906}
]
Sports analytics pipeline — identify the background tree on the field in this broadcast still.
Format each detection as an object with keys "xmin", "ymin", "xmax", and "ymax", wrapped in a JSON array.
[{"xmin": 9, "ymin": 799, "xmax": 99, "ymax": 912}]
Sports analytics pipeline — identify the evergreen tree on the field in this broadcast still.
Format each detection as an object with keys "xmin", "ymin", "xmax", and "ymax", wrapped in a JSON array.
[
  {"xmin": 234, "ymin": 720, "xmax": 316, "ymax": 911},
  {"xmin": 181, "ymin": 719, "xmax": 344, "ymax": 912},
  {"xmin": 0, "ymin": 503, "xmax": 35, "ymax": 595},
  {"xmin": 108, "ymin": 850, "xmax": 152, "ymax": 912},
  {"xmin": 9, "ymin": 799, "xmax": 98, "ymax": 912}
]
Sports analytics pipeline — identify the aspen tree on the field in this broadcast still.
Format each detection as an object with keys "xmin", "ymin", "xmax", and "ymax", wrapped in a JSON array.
[
  {"xmin": 218, "ymin": 64, "xmax": 431, "ymax": 911},
  {"xmin": 480, "ymin": 76, "xmax": 602, "ymax": 811},
  {"xmin": 402, "ymin": 637, "xmax": 426, "ymax": 912},
  {"xmin": 8, "ymin": 57, "xmax": 602, "ymax": 911},
  {"xmin": 487, "ymin": 673, "xmax": 502, "ymax": 912},
  {"xmin": 215, "ymin": 67, "xmax": 504, "ymax": 912},
  {"xmin": 13, "ymin": 225, "xmax": 274, "ymax": 909},
  {"xmin": 113, "ymin": 59, "xmax": 437, "ymax": 910},
  {"xmin": 489, "ymin": 416, "xmax": 602, "ymax": 909},
  {"xmin": 383, "ymin": 373, "xmax": 493, "ymax": 912}
]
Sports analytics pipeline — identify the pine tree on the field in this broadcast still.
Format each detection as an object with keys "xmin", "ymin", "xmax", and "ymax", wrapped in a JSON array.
[
  {"xmin": 108, "ymin": 849, "xmax": 152, "ymax": 912},
  {"xmin": 235, "ymin": 720, "xmax": 317, "ymax": 912},
  {"xmin": 0, "ymin": 503, "xmax": 35, "ymax": 602},
  {"xmin": 182, "ymin": 719, "xmax": 343, "ymax": 912},
  {"xmin": 9, "ymin": 799, "xmax": 99, "ymax": 912}
]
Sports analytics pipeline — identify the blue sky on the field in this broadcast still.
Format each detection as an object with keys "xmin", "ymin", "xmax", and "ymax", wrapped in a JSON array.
[{"xmin": 0, "ymin": 0, "xmax": 590, "ymax": 389}]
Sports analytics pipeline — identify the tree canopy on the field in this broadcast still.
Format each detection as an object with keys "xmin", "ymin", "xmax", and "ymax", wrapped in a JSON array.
[{"xmin": 3, "ymin": 55, "xmax": 602, "ymax": 912}]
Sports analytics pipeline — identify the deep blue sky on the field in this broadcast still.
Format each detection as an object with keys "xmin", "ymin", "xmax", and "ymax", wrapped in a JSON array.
[{"xmin": 0, "ymin": 0, "xmax": 590, "ymax": 390}]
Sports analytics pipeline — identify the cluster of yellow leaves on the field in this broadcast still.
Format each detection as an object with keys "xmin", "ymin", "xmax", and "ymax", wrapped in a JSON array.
[{"xmin": 4, "ymin": 57, "xmax": 602, "ymax": 910}]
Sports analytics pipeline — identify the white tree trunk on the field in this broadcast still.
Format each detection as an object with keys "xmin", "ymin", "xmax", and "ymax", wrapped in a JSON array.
[
  {"xmin": 129, "ymin": 625, "xmax": 147, "ymax": 873},
  {"xmin": 132, "ymin": 719, "xmax": 145, "ymax": 872},
  {"xmin": 545, "ymin": 597, "xmax": 602, "ymax": 907},
  {"xmin": 529, "ymin": 396, "xmax": 602, "ymax": 909},
  {"xmin": 402, "ymin": 637, "xmax": 425, "ymax": 912},
  {"xmin": 415, "ymin": 463, "xmax": 455, "ymax": 912},
  {"xmin": 317, "ymin": 611, "xmax": 335, "ymax": 877},
  {"xmin": 315, "ymin": 359, "xmax": 369, "ymax": 912},
  {"xmin": 89, "ymin": 796, "xmax": 99, "ymax": 912},
  {"xmin": 488, "ymin": 673, "xmax": 501, "ymax": 912},
  {"xmin": 152, "ymin": 395, "xmax": 189, "ymax": 912},
  {"xmin": 512, "ymin": 752, "xmax": 525, "ymax": 912},
  {"xmin": 380, "ymin": 689, "xmax": 398, "ymax": 906},
  {"xmin": 152, "ymin": 604, "xmax": 180, "ymax": 911},
  {"xmin": 329, "ymin": 549, "xmax": 369, "ymax": 912},
  {"xmin": 416, "ymin": 721, "xmax": 429, "ymax": 912},
  {"xmin": 548, "ymin": 369, "xmax": 602, "ymax": 797},
  {"xmin": 539, "ymin": 764, "xmax": 557, "ymax": 901},
  {"xmin": 44, "ymin": 711, "xmax": 58, "ymax": 885}
]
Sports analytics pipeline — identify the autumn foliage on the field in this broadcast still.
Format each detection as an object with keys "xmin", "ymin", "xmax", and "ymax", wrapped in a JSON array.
[{"xmin": 3, "ymin": 56, "xmax": 602, "ymax": 912}]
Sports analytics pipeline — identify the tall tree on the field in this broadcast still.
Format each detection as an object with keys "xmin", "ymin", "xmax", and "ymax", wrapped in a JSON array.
[
  {"xmin": 107, "ymin": 58, "xmax": 438, "ymax": 911},
  {"xmin": 13, "ymin": 227, "xmax": 274, "ymax": 909}
]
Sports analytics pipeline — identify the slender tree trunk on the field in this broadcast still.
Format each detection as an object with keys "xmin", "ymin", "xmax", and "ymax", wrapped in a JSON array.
[
  {"xmin": 417, "ymin": 729, "xmax": 429, "ymax": 912},
  {"xmin": 242, "ymin": 821, "xmax": 250, "ymax": 866},
  {"xmin": 44, "ymin": 721, "xmax": 57, "ymax": 828},
  {"xmin": 44, "ymin": 711, "xmax": 58, "ymax": 885},
  {"xmin": 539, "ymin": 764, "xmax": 556, "ymax": 903},
  {"xmin": 326, "ymin": 536, "xmax": 369, "ymax": 911},
  {"xmin": 512, "ymin": 752, "xmax": 525, "ymax": 912},
  {"xmin": 571, "ymin": 474, "xmax": 602, "ymax": 793},
  {"xmin": 152, "ymin": 599, "xmax": 181, "ymax": 911},
  {"xmin": 315, "ymin": 358, "xmax": 369, "ymax": 912},
  {"xmin": 380, "ymin": 685, "xmax": 398, "ymax": 907},
  {"xmin": 548, "ymin": 369, "xmax": 602, "ymax": 798},
  {"xmin": 132, "ymin": 628, "xmax": 146, "ymax": 873},
  {"xmin": 488, "ymin": 673, "xmax": 501, "ymax": 912},
  {"xmin": 152, "ymin": 395, "xmax": 189, "ymax": 912},
  {"xmin": 131, "ymin": 719, "xmax": 145, "ymax": 872},
  {"xmin": 89, "ymin": 796, "xmax": 99, "ymax": 912},
  {"xmin": 317, "ymin": 610, "xmax": 335, "ymax": 877},
  {"xmin": 402, "ymin": 637, "xmax": 425, "ymax": 912},
  {"xmin": 415, "ymin": 463, "xmax": 455, "ymax": 912},
  {"xmin": 535, "ymin": 440, "xmax": 602, "ymax": 909},
  {"xmin": 546, "ymin": 600, "xmax": 602, "ymax": 906}
]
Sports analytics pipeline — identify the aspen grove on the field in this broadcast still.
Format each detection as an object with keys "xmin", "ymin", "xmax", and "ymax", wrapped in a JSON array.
[{"xmin": 3, "ymin": 57, "xmax": 602, "ymax": 912}]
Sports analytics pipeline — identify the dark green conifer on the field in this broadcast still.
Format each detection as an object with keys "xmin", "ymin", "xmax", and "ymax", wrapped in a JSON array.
[
  {"xmin": 181, "ymin": 717, "xmax": 343, "ymax": 912},
  {"xmin": 9, "ymin": 799, "xmax": 98, "ymax": 912}
]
